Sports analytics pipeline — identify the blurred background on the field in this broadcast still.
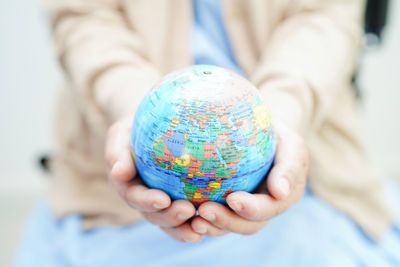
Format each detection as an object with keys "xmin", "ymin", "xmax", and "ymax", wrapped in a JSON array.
[{"xmin": 0, "ymin": 0, "xmax": 399, "ymax": 266}]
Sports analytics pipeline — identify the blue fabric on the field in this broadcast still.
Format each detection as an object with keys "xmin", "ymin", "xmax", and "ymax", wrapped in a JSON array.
[
  {"xmin": 13, "ymin": 1, "xmax": 400, "ymax": 266},
  {"xmin": 12, "ymin": 184, "xmax": 400, "ymax": 267},
  {"xmin": 192, "ymin": 0, "xmax": 245, "ymax": 76}
]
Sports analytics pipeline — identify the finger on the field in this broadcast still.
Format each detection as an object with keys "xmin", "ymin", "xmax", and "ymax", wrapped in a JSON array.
[
  {"xmin": 198, "ymin": 202, "xmax": 268, "ymax": 235},
  {"xmin": 109, "ymin": 155, "xmax": 136, "ymax": 183},
  {"xmin": 120, "ymin": 178, "xmax": 171, "ymax": 212},
  {"xmin": 191, "ymin": 216, "xmax": 228, "ymax": 237},
  {"xmin": 161, "ymin": 222, "xmax": 202, "ymax": 243},
  {"xmin": 142, "ymin": 200, "xmax": 196, "ymax": 227},
  {"xmin": 266, "ymin": 123, "xmax": 308, "ymax": 200},
  {"xmin": 105, "ymin": 116, "xmax": 136, "ymax": 182},
  {"xmin": 226, "ymin": 189, "xmax": 304, "ymax": 221}
]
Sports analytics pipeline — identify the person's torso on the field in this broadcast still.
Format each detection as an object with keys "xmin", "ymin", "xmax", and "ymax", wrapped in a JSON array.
[{"xmin": 50, "ymin": 0, "xmax": 391, "ymax": 238}]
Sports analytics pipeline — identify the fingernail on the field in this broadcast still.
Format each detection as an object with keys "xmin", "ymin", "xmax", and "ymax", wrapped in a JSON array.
[
  {"xmin": 202, "ymin": 213, "xmax": 216, "ymax": 221},
  {"xmin": 229, "ymin": 199, "xmax": 243, "ymax": 211},
  {"xmin": 153, "ymin": 203, "xmax": 164, "ymax": 209},
  {"xmin": 277, "ymin": 178, "xmax": 290, "ymax": 198},
  {"xmin": 111, "ymin": 161, "xmax": 122, "ymax": 176},
  {"xmin": 195, "ymin": 227, "xmax": 207, "ymax": 234},
  {"xmin": 177, "ymin": 213, "xmax": 187, "ymax": 221}
]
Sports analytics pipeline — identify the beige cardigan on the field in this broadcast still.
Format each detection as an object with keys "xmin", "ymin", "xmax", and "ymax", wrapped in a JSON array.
[{"xmin": 44, "ymin": 0, "xmax": 392, "ymax": 239}]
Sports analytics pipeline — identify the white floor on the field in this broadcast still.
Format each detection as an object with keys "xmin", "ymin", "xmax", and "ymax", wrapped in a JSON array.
[{"xmin": 1, "ymin": 1, "xmax": 400, "ymax": 266}]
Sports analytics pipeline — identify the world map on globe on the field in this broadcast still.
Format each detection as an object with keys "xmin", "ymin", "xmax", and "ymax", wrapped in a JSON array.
[{"xmin": 132, "ymin": 65, "xmax": 275, "ymax": 205}]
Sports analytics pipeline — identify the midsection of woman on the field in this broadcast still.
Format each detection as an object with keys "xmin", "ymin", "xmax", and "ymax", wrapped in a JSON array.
[
  {"xmin": 46, "ymin": 0, "xmax": 391, "ymax": 238},
  {"xmin": 12, "ymin": 1, "xmax": 400, "ymax": 266}
]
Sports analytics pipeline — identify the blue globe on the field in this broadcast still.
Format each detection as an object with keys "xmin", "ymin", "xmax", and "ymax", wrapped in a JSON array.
[{"xmin": 132, "ymin": 65, "xmax": 275, "ymax": 205}]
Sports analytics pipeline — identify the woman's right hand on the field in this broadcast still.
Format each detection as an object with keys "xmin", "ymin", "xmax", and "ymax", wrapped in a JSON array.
[{"xmin": 105, "ymin": 116, "xmax": 205, "ymax": 243}]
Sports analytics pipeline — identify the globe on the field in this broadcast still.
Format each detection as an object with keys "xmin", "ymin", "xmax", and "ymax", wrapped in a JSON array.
[{"xmin": 131, "ymin": 65, "xmax": 275, "ymax": 205}]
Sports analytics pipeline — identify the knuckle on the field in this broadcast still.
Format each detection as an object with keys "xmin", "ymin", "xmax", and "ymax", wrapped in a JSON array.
[
  {"xmin": 125, "ymin": 189, "xmax": 142, "ymax": 210},
  {"xmin": 246, "ymin": 204, "xmax": 261, "ymax": 219},
  {"xmin": 282, "ymin": 167, "xmax": 296, "ymax": 182},
  {"xmin": 215, "ymin": 214, "xmax": 228, "ymax": 228},
  {"xmin": 273, "ymin": 201, "xmax": 286, "ymax": 217}
]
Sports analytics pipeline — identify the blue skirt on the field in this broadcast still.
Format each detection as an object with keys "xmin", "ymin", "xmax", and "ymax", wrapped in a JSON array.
[{"xmin": 13, "ymin": 182, "xmax": 400, "ymax": 267}]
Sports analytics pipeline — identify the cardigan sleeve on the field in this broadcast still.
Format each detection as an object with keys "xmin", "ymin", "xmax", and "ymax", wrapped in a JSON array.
[
  {"xmin": 250, "ymin": 0, "xmax": 365, "ymax": 134},
  {"xmin": 43, "ymin": 0, "xmax": 162, "ymax": 121}
]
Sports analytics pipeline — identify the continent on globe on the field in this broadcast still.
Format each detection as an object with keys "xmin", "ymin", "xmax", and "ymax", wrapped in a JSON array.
[{"xmin": 132, "ymin": 65, "xmax": 275, "ymax": 205}]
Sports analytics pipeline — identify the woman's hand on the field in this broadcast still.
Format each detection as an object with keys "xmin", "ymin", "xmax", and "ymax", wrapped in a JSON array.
[
  {"xmin": 105, "ymin": 116, "xmax": 202, "ymax": 243},
  {"xmin": 105, "ymin": 115, "xmax": 308, "ymax": 241},
  {"xmin": 191, "ymin": 119, "xmax": 309, "ymax": 236}
]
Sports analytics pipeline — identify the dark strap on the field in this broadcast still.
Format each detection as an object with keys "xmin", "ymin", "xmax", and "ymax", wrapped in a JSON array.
[
  {"xmin": 365, "ymin": 0, "xmax": 390, "ymax": 41},
  {"xmin": 39, "ymin": 154, "xmax": 52, "ymax": 172}
]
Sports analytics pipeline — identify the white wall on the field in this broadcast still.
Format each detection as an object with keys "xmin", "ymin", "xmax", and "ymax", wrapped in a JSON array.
[
  {"xmin": 0, "ymin": 1, "xmax": 61, "ymax": 264},
  {"xmin": 0, "ymin": 0, "xmax": 61, "ymax": 196},
  {"xmin": 359, "ymin": 0, "xmax": 400, "ymax": 179}
]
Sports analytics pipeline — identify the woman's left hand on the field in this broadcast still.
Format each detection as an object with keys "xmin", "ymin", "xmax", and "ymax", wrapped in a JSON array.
[{"xmin": 191, "ymin": 119, "xmax": 309, "ymax": 236}]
